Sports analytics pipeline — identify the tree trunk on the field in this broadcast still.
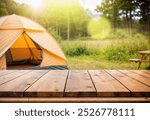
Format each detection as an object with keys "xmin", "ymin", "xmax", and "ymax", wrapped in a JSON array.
[
  {"xmin": 125, "ymin": 11, "xmax": 130, "ymax": 36},
  {"xmin": 129, "ymin": 10, "xmax": 132, "ymax": 37},
  {"xmin": 67, "ymin": 4, "xmax": 70, "ymax": 40},
  {"xmin": 146, "ymin": 2, "xmax": 150, "ymax": 41}
]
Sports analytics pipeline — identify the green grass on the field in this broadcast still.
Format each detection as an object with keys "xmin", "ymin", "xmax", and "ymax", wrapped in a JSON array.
[
  {"xmin": 60, "ymin": 39, "xmax": 150, "ymax": 70},
  {"xmin": 67, "ymin": 56, "xmax": 147, "ymax": 70}
]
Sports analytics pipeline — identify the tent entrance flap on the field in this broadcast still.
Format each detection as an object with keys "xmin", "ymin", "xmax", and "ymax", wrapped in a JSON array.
[{"xmin": 6, "ymin": 33, "xmax": 42, "ymax": 67}]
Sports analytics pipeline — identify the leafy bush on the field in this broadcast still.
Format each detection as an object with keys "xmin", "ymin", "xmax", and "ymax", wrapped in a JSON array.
[
  {"xmin": 64, "ymin": 44, "xmax": 92, "ymax": 56},
  {"xmin": 132, "ymin": 33, "xmax": 146, "ymax": 40},
  {"xmin": 60, "ymin": 38, "xmax": 150, "ymax": 62},
  {"xmin": 61, "ymin": 42, "xmax": 100, "ymax": 56}
]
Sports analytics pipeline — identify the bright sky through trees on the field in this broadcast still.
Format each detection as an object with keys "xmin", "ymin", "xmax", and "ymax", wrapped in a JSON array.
[
  {"xmin": 15, "ymin": 0, "xmax": 102, "ymax": 14},
  {"xmin": 79, "ymin": 0, "xmax": 102, "ymax": 14},
  {"xmin": 15, "ymin": 0, "xmax": 43, "ymax": 10}
]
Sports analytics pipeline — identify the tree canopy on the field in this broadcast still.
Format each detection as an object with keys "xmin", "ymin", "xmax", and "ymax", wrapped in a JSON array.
[
  {"xmin": 0, "ymin": 0, "xmax": 150, "ymax": 40},
  {"xmin": 96, "ymin": 0, "xmax": 150, "ymax": 37}
]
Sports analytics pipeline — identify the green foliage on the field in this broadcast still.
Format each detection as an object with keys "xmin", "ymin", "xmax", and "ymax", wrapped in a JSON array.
[
  {"xmin": 62, "ymin": 43, "xmax": 92, "ymax": 56},
  {"xmin": 133, "ymin": 33, "xmax": 146, "ymax": 40},
  {"xmin": 0, "ymin": 0, "xmax": 32, "ymax": 17},
  {"xmin": 105, "ymin": 29, "xmax": 128, "ymax": 39},
  {"xmin": 0, "ymin": 8, "xmax": 8, "ymax": 16},
  {"xmin": 47, "ymin": 28, "xmax": 62, "ymax": 42},
  {"xmin": 102, "ymin": 29, "xmax": 147, "ymax": 40},
  {"xmin": 96, "ymin": 0, "xmax": 150, "ymax": 38},
  {"xmin": 60, "ymin": 38, "xmax": 150, "ymax": 69},
  {"xmin": 60, "ymin": 38, "xmax": 150, "ymax": 62},
  {"xmin": 61, "ymin": 41, "xmax": 101, "ymax": 57},
  {"xmin": 37, "ymin": 0, "xmax": 90, "ymax": 40},
  {"xmin": 104, "ymin": 39, "xmax": 150, "ymax": 61},
  {"xmin": 0, "ymin": 0, "xmax": 90, "ymax": 40}
]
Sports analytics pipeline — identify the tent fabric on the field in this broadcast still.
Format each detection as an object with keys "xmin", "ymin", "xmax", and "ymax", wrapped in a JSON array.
[
  {"xmin": 0, "ymin": 14, "xmax": 44, "ymax": 31},
  {"xmin": 0, "ymin": 14, "xmax": 67, "ymax": 70},
  {"xmin": 18, "ymin": 16, "xmax": 44, "ymax": 31},
  {"xmin": 26, "ymin": 31, "xmax": 66, "ymax": 60},
  {"xmin": 10, "ymin": 33, "xmax": 41, "ymax": 61},
  {"xmin": 0, "ymin": 55, "xmax": 6, "ymax": 70},
  {"xmin": 0, "ymin": 15, "xmax": 23, "ymax": 29},
  {"xmin": 0, "ymin": 30, "xmax": 23, "ymax": 57},
  {"xmin": 0, "ymin": 16, "xmax": 8, "ymax": 26},
  {"xmin": 40, "ymin": 49, "xmax": 66, "ymax": 67}
]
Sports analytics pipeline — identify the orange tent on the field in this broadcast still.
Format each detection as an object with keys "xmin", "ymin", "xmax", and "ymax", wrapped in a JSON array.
[{"xmin": 0, "ymin": 14, "xmax": 67, "ymax": 70}]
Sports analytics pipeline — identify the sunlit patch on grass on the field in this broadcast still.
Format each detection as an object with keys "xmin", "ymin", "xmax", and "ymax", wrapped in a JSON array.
[{"xmin": 88, "ymin": 17, "xmax": 111, "ymax": 39}]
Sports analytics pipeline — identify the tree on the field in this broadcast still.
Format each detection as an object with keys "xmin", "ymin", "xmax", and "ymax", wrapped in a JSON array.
[
  {"xmin": 96, "ymin": 0, "xmax": 140, "ymax": 36},
  {"xmin": 38, "ymin": 0, "xmax": 90, "ymax": 40},
  {"xmin": 137, "ymin": 0, "xmax": 150, "ymax": 39},
  {"xmin": 96, "ymin": 0, "xmax": 120, "ymax": 31},
  {"xmin": 0, "ymin": 0, "xmax": 32, "ymax": 17},
  {"xmin": 0, "ymin": 0, "xmax": 90, "ymax": 40}
]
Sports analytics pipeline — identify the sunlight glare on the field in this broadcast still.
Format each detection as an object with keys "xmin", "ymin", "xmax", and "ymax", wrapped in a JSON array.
[
  {"xmin": 30, "ymin": 0, "xmax": 43, "ymax": 10},
  {"xmin": 88, "ymin": 17, "xmax": 111, "ymax": 39},
  {"xmin": 79, "ymin": 0, "xmax": 102, "ymax": 14},
  {"xmin": 15, "ymin": 0, "xmax": 43, "ymax": 10}
]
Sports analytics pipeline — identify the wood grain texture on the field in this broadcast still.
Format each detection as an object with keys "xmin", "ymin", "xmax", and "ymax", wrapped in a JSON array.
[
  {"xmin": 119, "ymin": 70, "xmax": 150, "ymax": 87},
  {"xmin": 64, "ymin": 70, "xmax": 96, "ymax": 97},
  {"xmin": 0, "ymin": 97, "xmax": 149, "ymax": 103},
  {"xmin": 0, "ymin": 70, "xmax": 149, "ymax": 100},
  {"xmin": 131, "ymin": 70, "xmax": 150, "ymax": 78},
  {"xmin": 0, "ymin": 70, "xmax": 30, "ymax": 86},
  {"xmin": 144, "ymin": 70, "xmax": 150, "ymax": 74},
  {"xmin": 89, "ymin": 70, "xmax": 130, "ymax": 97},
  {"xmin": 0, "ymin": 70, "xmax": 16, "ymax": 76},
  {"xmin": 25, "ymin": 70, "xmax": 68, "ymax": 97},
  {"xmin": 106, "ymin": 70, "xmax": 150, "ymax": 97},
  {"xmin": 0, "ymin": 70, "xmax": 48, "ymax": 97}
]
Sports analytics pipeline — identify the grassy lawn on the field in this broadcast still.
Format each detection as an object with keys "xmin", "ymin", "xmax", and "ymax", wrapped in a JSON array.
[
  {"xmin": 60, "ymin": 39, "xmax": 150, "ymax": 70},
  {"xmin": 67, "ymin": 56, "xmax": 147, "ymax": 70}
]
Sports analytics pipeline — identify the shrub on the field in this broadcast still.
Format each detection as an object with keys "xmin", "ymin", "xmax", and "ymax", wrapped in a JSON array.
[
  {"xmin": 61, "ymin": 41, "xmax": 100, "ymax": 57},
  {"xmin": 64, "ymin": 45, "xmax": 92, "ymax": 56}
]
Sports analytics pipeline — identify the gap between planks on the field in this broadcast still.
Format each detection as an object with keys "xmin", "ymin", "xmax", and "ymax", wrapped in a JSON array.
[
  {"xmin": 119, "ymin": 70, "xmax": 150, "ymax": 87},
  {"xmin": 88, "ymin": 70, "xmax": 130, "ymax": 97},
  {"xmin": 25, "ymin": 70, "xmax": 68, "ymax": 97},
  {"xmin": 0, "ymin": 70, "xmax": 49, "ymax": 97},
  {"xmin": 106, "ymin": 70, "xmax": 150, "ymax": 97}
]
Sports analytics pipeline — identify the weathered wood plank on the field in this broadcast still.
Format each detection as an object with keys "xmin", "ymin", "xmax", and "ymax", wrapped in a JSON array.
[
  {"xmin": 0, "ymin": 70, "xmax": 48, "ymax": 97},
  {"xmin": 0, "ymin": 70, "xmax": 17, "ymax": 76},
  {"xmin": 119, "ymin": 70, "xmax": 150, "ymax": 87},
  {"xmin": 25, "ymin": 70, "xmax": 68, "ymax": 97},
  {"xmin": 144, "ymin": 70, "xmax": 150, "ymax": 74},
  {"xmin": 0, "ymin": 70, "xmax": 30, "ymax": 86},
  {"xmin": 0, "ymin": 98, "xmax": 29, "ymax": 103},
  {"xmin": 65, "ymin": 70, "xmax": 96, "ymax": 97},
  {"xmin": 89, "ymin": 70, "xmax": 130, "ymax": 97},
  {"xmin": 131, "ymin": 70, "xmax": 150, "ymax": 78},
  {"xmin": 106, "ymin": 70, "xmax": 150, "ymax": 97},
  {"xmin": 0, "ymin": 97, "xmax": 149, "ymax": 103}
]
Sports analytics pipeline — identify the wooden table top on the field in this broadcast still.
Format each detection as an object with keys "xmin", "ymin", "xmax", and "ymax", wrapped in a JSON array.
[
  {"xmin": 138, "ymin": 50, "xmax": 150, "ymax": 55},
  {"xmin": 0, "ymin": 70, "xmax": 150, "ymax": 102}
]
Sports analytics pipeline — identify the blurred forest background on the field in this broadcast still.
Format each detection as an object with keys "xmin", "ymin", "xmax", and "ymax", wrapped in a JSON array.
[{"xmin": 0, "ymin": 0, "xmax": 150, "ymax": 69}]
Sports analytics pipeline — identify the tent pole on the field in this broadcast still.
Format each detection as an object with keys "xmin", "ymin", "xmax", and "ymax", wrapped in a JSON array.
[{"xmin": 25, "ymin": 33, "xmax": 42, "ymax": 60}]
